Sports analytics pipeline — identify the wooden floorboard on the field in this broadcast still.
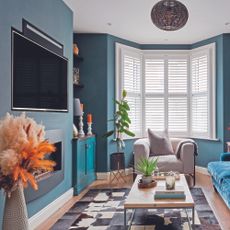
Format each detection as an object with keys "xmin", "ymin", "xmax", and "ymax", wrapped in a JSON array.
[{"xmin": 36, "ymin": 172, "xmax": 230, "ymax": 230}]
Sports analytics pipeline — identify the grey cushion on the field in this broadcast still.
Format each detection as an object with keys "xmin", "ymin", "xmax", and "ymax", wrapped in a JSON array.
[
  {"xmin": 148, "ymin": 129, "xmax": 174, "ymax": 156},
  {"xmin": 150, "ymin": 155, "xmax": 183, "ymax": 173}
]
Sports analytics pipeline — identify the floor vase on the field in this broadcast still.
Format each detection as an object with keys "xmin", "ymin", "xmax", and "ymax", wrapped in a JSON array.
[{"xmin": 3, "ymin": 184, "xmax": 29, "ymax": 230}]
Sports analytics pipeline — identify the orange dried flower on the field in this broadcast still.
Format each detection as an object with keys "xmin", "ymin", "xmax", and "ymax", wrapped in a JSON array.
[{"xmin": 0, "ymin": 113, "xmax": 56, "ymax": 193}]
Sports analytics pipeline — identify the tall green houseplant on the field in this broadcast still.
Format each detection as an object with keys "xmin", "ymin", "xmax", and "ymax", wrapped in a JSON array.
[{"xmin": 104, "ymin": 89, "xmax": 135, "ymax": 152}]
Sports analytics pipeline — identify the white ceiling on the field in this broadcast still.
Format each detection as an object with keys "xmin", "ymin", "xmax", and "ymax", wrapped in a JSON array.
[{"xmin": 64, "ymin": 0, "xmax": 230, "ymax": 44}]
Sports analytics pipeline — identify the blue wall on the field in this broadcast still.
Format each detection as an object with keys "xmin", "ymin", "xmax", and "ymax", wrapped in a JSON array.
[
  {"xmin": 107, "ymin": 35, "xmax": 140, "ymax": 169},
  {"xmin": 73, "ymin": 34, "xmax": 109, "ymax": 172},
  {"xmin": 223, "ymin": 34, "xmax": 230, "ymax": 145},
  {"xmin": 75, "ymin": 32, "xmax": 230, "ymax": 171},
  {"xmin": 191, "ymin": 35, "xmax": 225, "ymax": 166},
  {"xmin": 0, "ymin": 0, "xmax": 73, "ymax": 226}
]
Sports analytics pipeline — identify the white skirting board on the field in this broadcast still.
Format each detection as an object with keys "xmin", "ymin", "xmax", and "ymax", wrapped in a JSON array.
[
  {"xmin": 28, "ymin": 188, "xmax": 73, "ymax": 230},
  {"xmin": 96, "ymin": 167, "xmax": 133, "ymax": 180},
  {"xmin": 195, "ymin": 166, "xmax": 210, "ymax": 175}
]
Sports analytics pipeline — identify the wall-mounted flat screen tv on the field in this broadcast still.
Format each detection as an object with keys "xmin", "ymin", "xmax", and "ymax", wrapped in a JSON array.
[{"xmin": 12, "ymin": 30, "xmax": 68, "ymax": 112}]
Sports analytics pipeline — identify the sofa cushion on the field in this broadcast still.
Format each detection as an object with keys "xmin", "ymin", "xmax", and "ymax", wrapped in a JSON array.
[
  {"xmin": 212, "ymin": 176, "xmax": 230, "ymax": 209},
  {"xmin": 208, "ymin": 161, "xmax": 230, "ymax": 184},
  {"xmin": 150, "ymin": 155, "xmax": 183, "ymax": 173},
  {"xmin": 148, "ymin": 129, "xmax": 174, "ymax": 156},
  {"xmin": 220, "ymin": 178, "xmax": 230, "ymax": 208}
]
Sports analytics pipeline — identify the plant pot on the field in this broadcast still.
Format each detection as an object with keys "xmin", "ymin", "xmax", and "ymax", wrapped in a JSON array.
[
  {"xmin": 142, "ymin": 175, "xmax": 152, "ymax": 184},
  {"xmin": 110, "ymin": 152, "xmax": 125, "ymax": 171},
  {"xmin": 3, "ymin": 183, "xmax": 29, "ymax": 230}
]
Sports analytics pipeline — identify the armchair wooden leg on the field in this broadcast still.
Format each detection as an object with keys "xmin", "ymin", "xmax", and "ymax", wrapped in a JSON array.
[{"xmin": 188, "ymin": 173, "xmax": 195, "ymax": 187}]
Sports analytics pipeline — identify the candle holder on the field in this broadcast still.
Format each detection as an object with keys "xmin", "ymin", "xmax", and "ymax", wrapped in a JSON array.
[
  {"xmin": 165, "ymin": 171, "xmax": 176, "ymax": 190},
  {"xmin": 78, "ymin": 113, "xmax": 85, "ymax": 137},
  {"xmin": 87, "ymin": 122, "xmax": 93, "ymax": 136}
]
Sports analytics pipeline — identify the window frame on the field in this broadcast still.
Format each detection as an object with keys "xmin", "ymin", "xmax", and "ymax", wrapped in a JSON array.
[
  {"xmin": 115, "ymin": 43, "xmax": 216, "ymax": 140},
  {"xmin": 189, "ymin": 43, "xmax": 216, "ymax": 139}
]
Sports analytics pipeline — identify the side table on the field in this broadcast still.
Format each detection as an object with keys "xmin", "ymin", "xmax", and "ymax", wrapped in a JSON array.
[{"xmin": 110, "ymin": 152, "xmax": 126, "ymax": 184}]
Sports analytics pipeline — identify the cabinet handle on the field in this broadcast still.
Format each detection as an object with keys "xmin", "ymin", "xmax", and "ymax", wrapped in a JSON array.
[{"xmin": 85, "ymin": 147, "xmax": 87, "ymax": 175}]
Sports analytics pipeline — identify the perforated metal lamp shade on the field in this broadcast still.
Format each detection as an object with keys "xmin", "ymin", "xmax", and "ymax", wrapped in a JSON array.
[{"xmin": 151, "ymin": 0, "xmax": 189, "ymax": 31}]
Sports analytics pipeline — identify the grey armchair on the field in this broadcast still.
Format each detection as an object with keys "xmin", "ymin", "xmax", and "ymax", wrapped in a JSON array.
[{"xmin": 134, "ymin": 137, "xmax": 195, "ymax": 184}]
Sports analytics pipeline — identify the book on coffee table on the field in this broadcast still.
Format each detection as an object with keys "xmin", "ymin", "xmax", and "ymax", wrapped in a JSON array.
[
  {"xmin": 155, "ymin": 186, "xmax": 185, "ymax": 195},
  {"xmin": 154, "ymin": 186, "xmax": 186, "ymax": 199},
  {"xmin": 154, "ymin": 193, "xmax": 186, "ymax": 199}
]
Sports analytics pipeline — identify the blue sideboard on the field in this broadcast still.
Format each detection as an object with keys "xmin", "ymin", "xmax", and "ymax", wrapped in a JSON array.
[{"xmin": 72, "ymin": 135, "xmax": 96, "ymax": 195}]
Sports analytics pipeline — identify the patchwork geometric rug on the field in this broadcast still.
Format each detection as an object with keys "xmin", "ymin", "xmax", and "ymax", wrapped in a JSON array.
[{"xmin": 51, "ymin": 188, "xmax": 220, "ymax": 230}]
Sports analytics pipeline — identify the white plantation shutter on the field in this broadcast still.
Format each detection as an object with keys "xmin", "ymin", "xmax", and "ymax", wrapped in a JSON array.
[
  {"xmin": 123, "ymin": 55, "xmax": 141, "ymax": 93},
  {"xmin": 168, "ymin": 58, "xmax": 188, "ymax": 134},
  {"xmin": 126, "ymin": 96, "xmax": 141, "ymax": 135},
  {"xmin": 145, "ymin": 58, "xmax": 165, "ymax": 132},
  {"xmin": 145, "ymin": 97, "xmax": 165, "ymax": 131},
  {"xmin": 168, "ymin": 59, "xmax": 188, "ymax": 93},
  {"xmin": 116, "ymin": 43, "xmax": 215, "ymax": 139},
  {"xmin": 145, "ymin": 59, "xmax": 164, "ymax": 93},
  {"xmin": 168, "ymin": 97, "xmax": 188, "ymax": 132},
  {"xmin": 191, "ymin": 54, "xmax": 209, "ymax": 136},
  {"xmin": 144, "ymin": 56, "xmax": 188, "ymax": 135},
  {"xmin": 122, "ymin": 52, "xmax": 142, "ymax": 136}
]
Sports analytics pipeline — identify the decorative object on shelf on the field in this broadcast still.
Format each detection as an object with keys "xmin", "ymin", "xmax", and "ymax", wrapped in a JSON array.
[
  {"xmin": 165, "ymin": 171, "xmax": 176, "ymax": 190},
  {"xmin": 74, "ymin": 98, "xmax": 85, "ymax": 137},
  {"xmin": 73, "ymin": 124, "xmax": 78, "ymax": 137},
  {"xmin": 87, "ymin": 113, "xmax": 92, "ymax": 123},
  {"xmin": 136, "ymin": 157, "xmax": 158, "ymax": 184},
  {"xmin": 0, "ymin": 113, "xmax": 56, "ymax": 230},
  {"xmin": 151, "ymin": 0, "xmax": 189, "ymax": 31},
  {"xmin": 73, "ymin": 67, "xmax": 80, "ymax": 85},
  {"xmin": 73, "ymin": 43, "xmax": 79, "ymax": 56},
  {"xmin": 103, "ymin": 89, "xmax": 135, "ymax": 152},
  {"xmin": 87, "ymin": 114, "xmax": 93, "ymax": 136}
]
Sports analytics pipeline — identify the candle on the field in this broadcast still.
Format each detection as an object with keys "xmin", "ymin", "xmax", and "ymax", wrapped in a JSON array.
[
  {"xmin": 87, "ymin": 114, "xmax": 92, "ymax": 123},
  {"xmin": 166, "ymin": 173, "xmax": 176, "ymax": 190},
  {"xmin": 80, "ymin": 103, "xmax": 84, "ymax": 112}
]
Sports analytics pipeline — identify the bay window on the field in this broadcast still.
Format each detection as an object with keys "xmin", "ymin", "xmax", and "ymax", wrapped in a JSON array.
[{"xmin": 116, "ymin": 43, "xmax": 216, "ymax": 139}]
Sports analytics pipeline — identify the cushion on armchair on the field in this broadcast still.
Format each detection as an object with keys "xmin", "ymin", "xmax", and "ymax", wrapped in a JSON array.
[
  {"xmin": 220, "ymin": 152, "xmax": 230, "ymax": 161},
  {"xmin": 148, "ymin": 129, "xmax": 174, "ymax": 156}
]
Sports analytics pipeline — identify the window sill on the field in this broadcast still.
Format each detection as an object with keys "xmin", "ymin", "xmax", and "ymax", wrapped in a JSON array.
[
  {"xmin": 119, "ymin": 136, "xmax": 220, "ymax": 142},
  {"xmin": 189, "ymin": 137, "xmax": 220, "ymax": 142},
  {"xmin": 111, "ymin": 136, "xmax": 143, "ymax": 141}
]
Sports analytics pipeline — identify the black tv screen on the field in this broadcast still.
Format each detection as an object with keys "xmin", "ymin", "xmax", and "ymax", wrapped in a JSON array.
[{"xmin": 12, "ymin": 30, "xmax": 68, "ymax": 112}]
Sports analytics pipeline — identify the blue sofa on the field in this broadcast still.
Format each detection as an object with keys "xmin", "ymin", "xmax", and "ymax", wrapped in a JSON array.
[{"xmin": 208, "ymin": 153, "xmax": 230, "ymax": 209}]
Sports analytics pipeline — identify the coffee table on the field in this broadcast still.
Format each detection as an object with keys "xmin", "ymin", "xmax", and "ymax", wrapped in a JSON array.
[{"xmin": 124, "ymin": 174, "xmax": 195, "ymax": 229}]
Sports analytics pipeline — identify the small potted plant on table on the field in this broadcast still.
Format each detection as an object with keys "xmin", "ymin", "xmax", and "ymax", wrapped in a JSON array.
[{"xmin": 136, "ymin": 157, "xmax": 158, "ymax": 185}]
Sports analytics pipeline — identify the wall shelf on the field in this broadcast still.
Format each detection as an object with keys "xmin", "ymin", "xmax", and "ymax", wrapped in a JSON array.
[{"xmin": 73, "ymin": 83, "xmax": 84, "ymax": 89}]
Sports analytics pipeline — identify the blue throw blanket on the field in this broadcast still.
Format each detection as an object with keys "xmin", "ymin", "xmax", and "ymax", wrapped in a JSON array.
[{"xmin": 208, "ymin": 161, "xmax": 230, "ymax": 184}]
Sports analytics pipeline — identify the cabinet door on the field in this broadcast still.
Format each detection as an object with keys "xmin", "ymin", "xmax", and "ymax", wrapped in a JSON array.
[
  {"xmin": 77, "ymin": 139, "xmax": 86, "ymax": 183},
  {"xmin": 86, "ymin": 137, "xmax": 95, "ymax": 174}
]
